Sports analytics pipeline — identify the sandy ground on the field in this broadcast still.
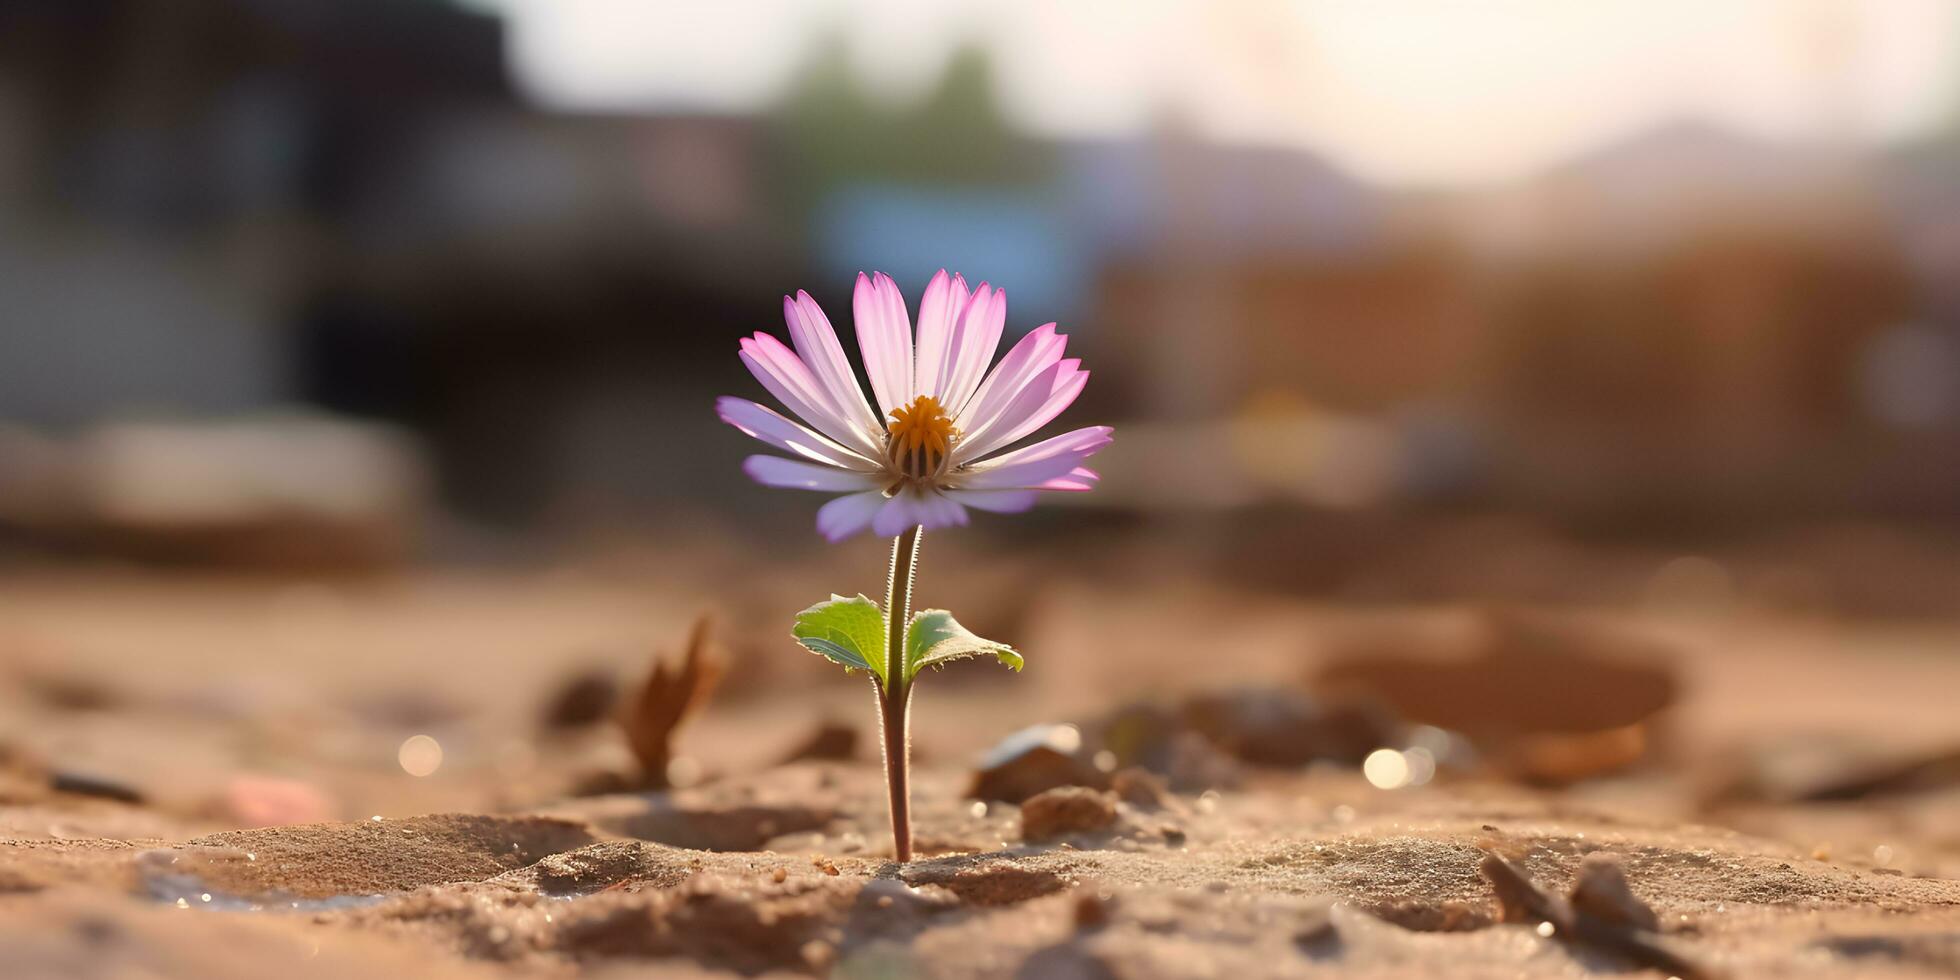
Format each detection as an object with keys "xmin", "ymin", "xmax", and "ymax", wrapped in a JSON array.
[{"xmin": 3, "ymin": 547, "xmax": 1960, "ymax": 978}]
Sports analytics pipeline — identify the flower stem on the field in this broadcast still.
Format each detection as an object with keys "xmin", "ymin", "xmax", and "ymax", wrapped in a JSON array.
[{"xmin": 879, "ymin": 524, "xmax": 923, "ymax": 863}]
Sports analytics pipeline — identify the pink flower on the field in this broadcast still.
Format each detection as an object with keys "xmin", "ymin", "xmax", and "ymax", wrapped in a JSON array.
[{"xmin": 719, "ymin": 270, "xmax": 1111, "ymax": 541}]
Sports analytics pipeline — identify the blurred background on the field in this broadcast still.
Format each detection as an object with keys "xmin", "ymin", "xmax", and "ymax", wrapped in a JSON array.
[
  {"xmin": 3, "ymin": 0, "xmax": 1960, "ymax": 826},
  {"xmin": 6, "ymin": 0, "xmax": 1960, "ymax": 558}
]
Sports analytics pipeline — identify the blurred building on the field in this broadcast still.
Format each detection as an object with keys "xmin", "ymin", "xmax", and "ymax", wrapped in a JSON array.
[
  {"xmin": 1460, "ymin": 122, "xmax": 1929, "ymax": 516},
  {"xmin": 1, "ymin": 0, "xmax": 1956, "ymax": 540}
]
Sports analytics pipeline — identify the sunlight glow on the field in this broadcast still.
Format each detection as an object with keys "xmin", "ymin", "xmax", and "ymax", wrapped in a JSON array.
[{"xmin": 487, "ymin": 0, "xmax": 1960, "ymax": 186}]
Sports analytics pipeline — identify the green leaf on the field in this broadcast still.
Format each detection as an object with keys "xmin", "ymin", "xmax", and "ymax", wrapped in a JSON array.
[
  {"xmin": 904, "ymin": 609, "xmax": 1023, "ymax": 682},
  {"xmin": 792, "ymin": 594, "xmax": 889, "ymax": 680}
]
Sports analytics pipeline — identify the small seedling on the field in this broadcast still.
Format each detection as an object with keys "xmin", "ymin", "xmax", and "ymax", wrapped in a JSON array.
[{"xmin": 718, "ymin": 270, "xmax": 1111, "ymax": 861}]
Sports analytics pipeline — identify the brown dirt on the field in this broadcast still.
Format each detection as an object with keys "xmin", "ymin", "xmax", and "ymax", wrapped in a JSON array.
[
  {"xmin": 4, "ymin": 566, "xmax": 1960, "ymax": 977},
  {"xmin": 8, "ymin": 767, "xmax": 1960, "ymax": 978},
  {"xmin": 162, "ymin": 814, "xmax": 598, "ymax": 899}
]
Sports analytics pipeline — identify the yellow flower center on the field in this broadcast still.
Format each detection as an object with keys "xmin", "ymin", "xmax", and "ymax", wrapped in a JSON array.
[{"xmin": 886, "ymin": 395, "xmax": 956, "ymax": 482}]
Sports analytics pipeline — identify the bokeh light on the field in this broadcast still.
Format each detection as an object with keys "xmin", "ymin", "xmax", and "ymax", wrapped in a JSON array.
[{"xmin": 397, "ymin": 735, "xmax": 445, "ymax": 778}]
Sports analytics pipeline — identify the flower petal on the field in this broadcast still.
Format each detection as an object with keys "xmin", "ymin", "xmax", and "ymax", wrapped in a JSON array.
[
  {"xmin": 939, "ymin": 284, "xmax": 1006, "ymax": 415},
  {"xmin": 743, "ymin": 455, "xmax": 883, "ymax": 492},
  {"xmin": 955, "ymin": 426, "xmax": 1111, "ymax": 490},
  {"xmin": 970, "ymin": 425, "xmax": 1113, "ymax": 470},
  {"xmin": 854, "ymin": 272, "xmax": 913, "ymax": 419},
  {"xmin": 945, "ymin": 489, "xmax": 1039, "ymax": 513},
  {"xmin": 815, "ymin": 490, "xmax": 888, "ymax": 541},
  {"xmin": 871, "ymin": 486, "xmax": 970, "ymax": 537},
  {"xmin": 1041, "ymin": 466, "xmax": 1100, "ymax": 491},
  {"xmin": 716, "ymin": 397, "xmax": 880, "ymax": 471},
  {"xmin": 913, "ymin": 270, "xmax": 970, "ymax": 401},
  {"xmin": 954, "ymin": 323, "xmax": 1065, "ymax": 432},
  {"xmin": 953, "ymin": 359, "xmax": 1089, "ymax": 464},
  {"xmin": 786, "ymin": 291, "xmax": 881, "ymax": 437},
  {"xmin": 739, "ymin": 333, "xmax": 883, "ymax": 458}
]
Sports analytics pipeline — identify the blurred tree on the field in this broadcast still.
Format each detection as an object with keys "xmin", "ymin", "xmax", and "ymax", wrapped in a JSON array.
[{"xmin": 768, "ymin": 35, "xmax": 1054, "ymax": 216}]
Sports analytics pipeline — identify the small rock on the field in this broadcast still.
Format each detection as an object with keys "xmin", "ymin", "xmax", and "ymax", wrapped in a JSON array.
[
  {"xmin": 49, "ymin": 770, "xmax": 144, "ymax": 805},
  {"xmin": 970, "ymin": 725, "xmax": 1106, "ymax": 803},
  {"xmin": 1085, "ymin": 704, "xmax": 1241, "ymax": 792},
  {"xmin": 0, "ymin": 867, "xmax": 50, "ymax": 894},
  {"xmin": 1018, "ymin": 943, "xmax": 1122, "ymax": 980},
  {"xmin": 20, "ymin": 671, "xmax": 122, "ymax": 712},
  {"xmin": 1110, "ymin": 767, "xmax": 1171, "ymax": 810},
  {"xmin": 902, "ymin": 859, "xmax": 1069, "ymax": 905},
  {"xmin": 1021, "ymin": 787, "xmax": 1118, "ymax": 841},
  {"xmin": 1072, "ymin": 888, "xmax": 1115, "ymax": 930},
  {"xmin": 800, "ymin": 939, "xmax": 835, "ymax": 972},
  {"xmin": 1164, "ymin": 733, "xmax": 1244, "ymax": 793},
  {"xmin": 1181, "ymin": 687, "xmax": 1399, "ymax": 766},
  {"xmin": 1091, "ymin": 703, "xmax": 1183, "ymax": 771},
  {"xmin": 540, "ymin": 668, "xmax": 619, "ymax": 731},
  {"xmin": 859, "ymin": 876, "xmax": 960, "ymax": 912},
  {"xmin": 1294, "ymin": 901, "xmax": 1340, "ymax": 958},
  {"xmin": 567, "ymin": 768, "xmax": 636, "ymax": 798},
  {"xmin": 812, "ymin": 856, "xmax": 840, "ymax": 876},
  {"xmin": 527, "ymin": 841, "xmax": 678, "ymax": 896}
]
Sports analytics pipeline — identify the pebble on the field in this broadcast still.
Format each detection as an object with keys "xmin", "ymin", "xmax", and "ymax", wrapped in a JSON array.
[{"xmin": 1020, "ymin": 787, "xmax": 1118, "ymax": 841}]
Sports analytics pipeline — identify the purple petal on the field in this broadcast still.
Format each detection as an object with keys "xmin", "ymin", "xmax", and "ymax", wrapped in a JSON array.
[
  {"xmin": 956, "ymin": 427, "xmax": 1111, "ymax": 490},
  {"xmin": 971, "ymin": 425, "xmax": 1113, "ymax": 469},
  {"xmin": 739, "ymin": 334, "xmax": 882, "ymax": 458},
  {"xmin": 956, "ymin": 321, "xmax": 1066, "ymax": 429},
  {"xmin": 743, "ymin": 455, "xmax": 883, "ymax": 492},
  {"xmin": 939, "ymin": 284, "xmax": 1006, "ymax": 414},
  {"xmin": 945, "ymin": 489, "xmax": 1039, "ymax": 513},
  {"xmin": 785, "ymin": 291, "xmax": 881, "ymax": 436},
  {"xmin": 955, "ymin": 323, "xmax": 1065, "ymax": 432},
  {"xmin": 1041, "ymin": 467, "xmax": 1100, "ymax": 492},
  {"xmin": 716, "ymin": 397, "xmax": 879, "ymax": 471},
  {"xmin": 854, "ymin": 272, "xmax": 914, "ymax": 418},
  {"xmin": 816, "ymin": 490, "xmax": 887, "ymax": 541},
  {"xmin": 871, "ymin": 487, "xmax": 970, "ymax": 537},
  {"xmin": 913, "ymin": 270, "xmax": 971, "ymax": 401},
  {"xmin": 953, "ymin": 358, "xmax": 1089, "ymax": 464}
]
